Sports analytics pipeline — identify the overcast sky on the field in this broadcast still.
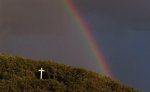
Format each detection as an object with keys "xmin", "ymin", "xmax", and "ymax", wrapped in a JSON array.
[{"xmin": 0, "ymin": 0, "xmax": 150, "ymax": 91}]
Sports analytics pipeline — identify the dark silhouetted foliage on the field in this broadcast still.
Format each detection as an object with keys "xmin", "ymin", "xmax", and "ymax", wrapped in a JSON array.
[{"xmin": 0, "ymin": 53, "xmax": 138, "ymax": 92}]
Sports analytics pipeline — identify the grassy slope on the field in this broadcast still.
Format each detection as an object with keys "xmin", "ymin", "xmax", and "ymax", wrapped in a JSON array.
[{"xmin": 0, "ymin": 54, "xmax": 138, "ymax": 92}]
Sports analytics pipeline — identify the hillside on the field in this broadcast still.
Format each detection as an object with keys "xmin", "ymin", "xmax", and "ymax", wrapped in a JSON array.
[{"xmin": 0, "ymin": 53, "xmax": 138, "ymax": 92}]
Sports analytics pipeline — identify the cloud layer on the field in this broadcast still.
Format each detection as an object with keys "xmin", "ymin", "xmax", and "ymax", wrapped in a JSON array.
[{"xmin": 73, "ymin": 0, "xmax": 150, "ymax": 30}]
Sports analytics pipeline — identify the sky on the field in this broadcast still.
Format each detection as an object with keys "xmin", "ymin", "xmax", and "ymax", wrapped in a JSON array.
[{"xmin": 0, "ymin": 0, "xmax": 150, "ymax": 91}]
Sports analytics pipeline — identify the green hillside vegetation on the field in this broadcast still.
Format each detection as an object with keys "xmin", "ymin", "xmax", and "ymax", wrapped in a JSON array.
[{"xmin": 0, "ymin": 53, "xmax": 138, "ymax": 92}]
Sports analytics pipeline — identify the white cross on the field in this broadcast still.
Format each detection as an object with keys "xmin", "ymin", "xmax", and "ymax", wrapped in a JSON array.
[{"xmin": 38, "ymin": 68, "xmax": 45, "ymax": 79}]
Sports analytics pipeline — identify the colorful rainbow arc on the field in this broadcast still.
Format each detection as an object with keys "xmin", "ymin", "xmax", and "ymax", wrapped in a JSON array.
[{"xmin": 64, "ymin": 0, "xmax": 113, "ymax": 78}]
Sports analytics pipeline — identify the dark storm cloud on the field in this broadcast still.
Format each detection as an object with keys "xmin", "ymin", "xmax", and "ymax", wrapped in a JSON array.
[
  {"xmin": 0, "ymin": 0, "xmax": 67, "ymax": 34},
  {"xmin": 73, "ymin": 0, "xmax": 150, "ymax": 30}
]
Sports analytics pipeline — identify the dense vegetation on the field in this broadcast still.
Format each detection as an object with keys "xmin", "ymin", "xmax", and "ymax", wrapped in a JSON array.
[{"xmin": 0, "ymin": 53, "xmax": 138, "ymax": 92}]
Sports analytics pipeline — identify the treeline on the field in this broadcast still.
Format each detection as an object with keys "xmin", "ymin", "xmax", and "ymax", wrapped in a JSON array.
[{"xmin": 0, "ymin": 53, "xmax": 138, "ymax": 92}]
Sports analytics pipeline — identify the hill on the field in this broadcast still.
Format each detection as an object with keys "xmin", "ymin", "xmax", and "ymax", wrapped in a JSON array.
[{"xmin": 0, "ymin": 53, "xmax": 138, "ymax": 92}]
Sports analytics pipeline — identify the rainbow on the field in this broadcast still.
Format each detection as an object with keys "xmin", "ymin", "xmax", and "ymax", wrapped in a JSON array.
[{"xmin": 63, "ymin": 0, "xmax": 113, "ymax": 77}]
